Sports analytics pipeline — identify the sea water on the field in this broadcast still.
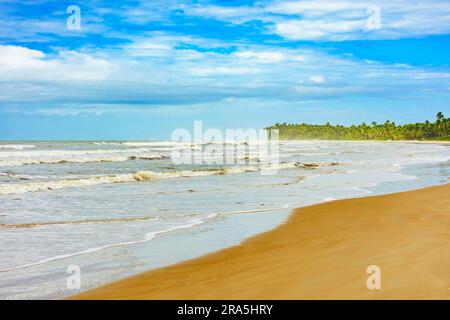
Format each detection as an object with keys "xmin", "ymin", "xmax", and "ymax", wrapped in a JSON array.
[{"xmin": 0, "ymin": 141, "xmax": 448, "ymax": 299}]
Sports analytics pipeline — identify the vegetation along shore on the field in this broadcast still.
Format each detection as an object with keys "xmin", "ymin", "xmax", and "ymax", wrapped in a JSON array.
[{"xmin": 267, "ymin": 112, "xmax": 450, "ymax": 141}]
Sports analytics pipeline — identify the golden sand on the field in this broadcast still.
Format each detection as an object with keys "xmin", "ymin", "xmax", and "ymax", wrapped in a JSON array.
[{"xmin": 72, "ymin": 184, "xmax": 450, "ymax": 300}]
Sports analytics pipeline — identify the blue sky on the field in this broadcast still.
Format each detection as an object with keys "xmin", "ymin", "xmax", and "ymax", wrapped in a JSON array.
[{"xmin": 0, "ymin": 0, "xmax": 449, "ymax": 140}]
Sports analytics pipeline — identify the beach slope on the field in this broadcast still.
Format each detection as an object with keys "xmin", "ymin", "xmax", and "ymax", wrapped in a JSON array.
[{"xmin": 73, "ymin": 184, "xmax": 450, "ymax": 299}]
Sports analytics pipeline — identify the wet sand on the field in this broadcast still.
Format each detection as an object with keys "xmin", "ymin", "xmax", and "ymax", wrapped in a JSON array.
[{"xmin": 72, "ymin": 184, "xmax": 450, "ymax": 299}]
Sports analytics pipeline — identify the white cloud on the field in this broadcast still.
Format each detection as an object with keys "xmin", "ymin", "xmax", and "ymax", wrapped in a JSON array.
[
  {"xmin": 184, "ymin": 4, "xmax": 263, "ymax": 24},
  {"xmin": 125, "ymin": 41, "xmax": 174, "ymax": 57},
  {"xmin": 0, "ymin": 1, "xmax": 449, "ymax": 123},
  {"xmin": 0, "ymin": 45, "xmax": 115, "ymax": 81},
  {"xmin": 309, "ymin": 75, "xmax": 326, "ymax": 84},
  {"xmin": 266, "ymin": 1, "xmax": 369, "ymax": 16},
  {"xmin": 33, "ymin": 108, "xmax": 106, "ymax": 117},
  {"xmin": 0, "ymin": 45, "xmax": 45, "ymax": 68},
  {"xmin": 1, "ymin": 38, "xmax": 450, "ymax": 116},
  {"xmin": 190, "ymin": 66, "xmax": 260, "ymax": 76},
  {"xmin": 179, "ymin": 0, "xmax": 450, "ymax": 41},
  {"xmin": 275, "ymin": 19, "xmax": 366, "ymax": 41},
  {"xmin": 233, "ymin": 51, "xmax": 286, "ymax": 63}
]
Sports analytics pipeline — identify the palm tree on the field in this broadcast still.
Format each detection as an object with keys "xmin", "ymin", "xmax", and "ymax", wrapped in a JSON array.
[{"xmin": 436, "ymin": 112, "xmax": 445, "ymax": 136}]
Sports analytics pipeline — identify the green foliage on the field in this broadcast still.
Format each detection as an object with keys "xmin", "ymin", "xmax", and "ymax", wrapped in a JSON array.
[{"xmin": 266, "ymin": 113, "xmax": 450, "ymax": 141}]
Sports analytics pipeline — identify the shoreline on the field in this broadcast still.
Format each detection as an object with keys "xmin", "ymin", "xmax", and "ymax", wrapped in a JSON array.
[{"xmin": 72, "ymin": 183, "xmax": 450, "ymax": 300}]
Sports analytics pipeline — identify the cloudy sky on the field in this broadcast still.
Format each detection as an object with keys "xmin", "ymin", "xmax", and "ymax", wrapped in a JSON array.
[{"xmin": 1, "ymin": 0, "xmax": 450, "ymax": 139}]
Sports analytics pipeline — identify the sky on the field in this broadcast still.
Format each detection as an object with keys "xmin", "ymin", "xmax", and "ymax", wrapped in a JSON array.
[{"xmin": 0, "ymin": 0, "xmax": 450, "ymax": 140}]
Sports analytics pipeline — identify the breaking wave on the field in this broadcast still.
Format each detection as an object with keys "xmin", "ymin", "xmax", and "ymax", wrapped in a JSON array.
[
  {"xmin": 122, "ymin": 141, "xmax": 186, "ymax": 147},
  {"xmin": 0, "ymin": 144, "xmax": 36, "ymax": 150},
  {"xmin": 0, "ymin": 162, "xmax": 339, "ymax": 195},
  {"xmin": 0, "ymin": 148, "xmax": 168, "ymax": 167},
  {"xmin": 0, "ymin": 156, "xmax": 131, "ymax": 167},
  {"xmin": 0, "ymin": 168, "xmax": 251, "ymax": 194}
]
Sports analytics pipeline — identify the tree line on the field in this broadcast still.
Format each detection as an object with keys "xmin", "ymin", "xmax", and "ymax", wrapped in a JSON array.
[{"xmin": 266, "ymin": 112, "xmax": 449, "ymax": 141}]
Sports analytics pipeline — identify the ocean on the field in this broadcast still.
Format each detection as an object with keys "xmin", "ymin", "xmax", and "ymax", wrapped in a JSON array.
[{"xmin": 0, "ymin": 140, "xmax": 448, "ymax": 299}]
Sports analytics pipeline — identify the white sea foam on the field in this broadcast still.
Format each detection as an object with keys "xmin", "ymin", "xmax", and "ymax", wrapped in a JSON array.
[
  {"xmin": 90, "ymin": 142, "xmax": 120, "ymax": 146},
  {"xmin": 0, "ymin": 148, "xmax": 168, "ymax": 167},
  {"xmin": 122, "ymin": 141, "xmax": 187, "ymax": 147},
  {"xmin": 0, "ymin": 156, "xmax": 131, "ymax": 167},
  {"xmin": 121, "ymin": 140, "xmax": 264, "ymax": 148},
  {"xmin": 0, "ymin": 144, "xmax": 36, "ymax": 150},
  {"xmin": 0, "ymin": 160, "xmax": 346, "ymax": 194},
  {"xmin": 0, "ymin": 168, "xmax": 237, "ymax": 194},
  {"xmin": 0, "ymin": 163, "xmax": 314, "ymax": 194},
  {"xmin": 0, "ymin": 238, "xmax": 153, "ymax": 273},
  {"xmin": 0, "ymin": 148, "xmax": 150, "ymax": 158},
  {"xmin": 0, "ymin": 204, "xmax": 290, "ymax": 273}
]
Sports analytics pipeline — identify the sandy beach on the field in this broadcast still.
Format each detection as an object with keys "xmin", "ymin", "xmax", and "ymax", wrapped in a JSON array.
[{"xmin": 72, "ymin": 184, "xmax": 450, "ymax": 300}]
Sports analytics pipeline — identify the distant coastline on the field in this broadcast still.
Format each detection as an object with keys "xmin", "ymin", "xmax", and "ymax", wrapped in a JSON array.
[{"xmin": 267, "ymin": 112, "xmax": 450, "ymax": 141}]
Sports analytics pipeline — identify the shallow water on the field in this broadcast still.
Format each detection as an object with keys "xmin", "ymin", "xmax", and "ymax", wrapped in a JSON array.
[{"xmin": 0, "ymin": 140, "xmax": 448, "ymax": 299}]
